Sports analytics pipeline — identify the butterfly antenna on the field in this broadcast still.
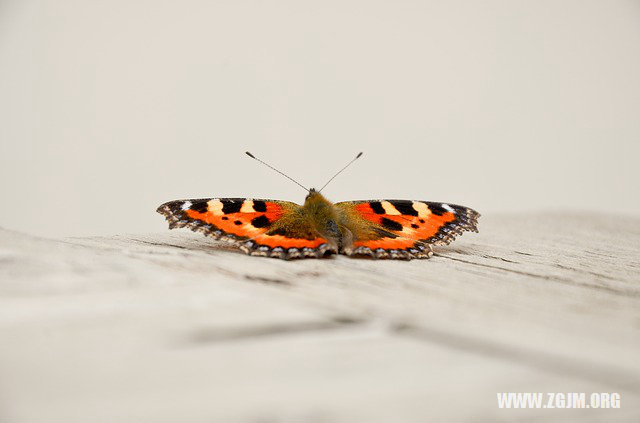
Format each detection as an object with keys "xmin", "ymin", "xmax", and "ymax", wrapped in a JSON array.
[
  {"xmin": 245, "ymin": 151, "xmax": 309, "ymax": 192},
  {"xmin": 318, "ymin": 152, "xmax": 363, "ymax": 193}
]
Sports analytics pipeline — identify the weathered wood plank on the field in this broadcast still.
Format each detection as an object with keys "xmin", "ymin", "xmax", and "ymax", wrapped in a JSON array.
[{"xmin": 0, "ymin": 213, "xmax": 639, "ymax": 422}]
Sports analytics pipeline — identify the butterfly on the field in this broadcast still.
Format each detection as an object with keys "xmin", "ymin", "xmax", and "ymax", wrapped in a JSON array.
[{"xmin": 157, "ymin": 152, "xmax": 479, "ymax": 260}]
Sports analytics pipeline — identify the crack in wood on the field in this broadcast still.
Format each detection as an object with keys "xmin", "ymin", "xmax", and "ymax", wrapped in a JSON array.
[
  {"xmin": 479, "ymin": 253, "xmax": 520, "ymax": 263},
  {"xmin": 244, "ymin": 274, "xmax": 291, "ymax": 285},
  {"xmin": 128, "ymin": 238, "xmax": 188, "ymax": 249},
  {"xmin": 435, "ymin": 254, "xmax": 639, "ymax": 297},
  {"xmin": 184, "ymin": 317, "xmax": 366, "ymax": 345},
  {"xmin": 554, "ymin": 263, "xmax": 620, "ymax": 282}
]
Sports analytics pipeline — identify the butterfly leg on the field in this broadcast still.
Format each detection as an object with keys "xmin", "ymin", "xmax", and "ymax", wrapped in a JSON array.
[{"xmin": 338, "ymin": 225, "xmax": 354, "ymax": 255}]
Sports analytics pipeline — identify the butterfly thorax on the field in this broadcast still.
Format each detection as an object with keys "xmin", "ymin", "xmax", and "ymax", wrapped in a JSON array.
[{"xmin": 302, "ymin": 189, "xmax": 344, "ymax": 248}]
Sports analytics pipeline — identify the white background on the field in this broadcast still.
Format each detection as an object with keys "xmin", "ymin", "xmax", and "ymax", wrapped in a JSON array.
[{"xmin": 1, "ymin": 0, "xmax": 639, "ymax": 237}]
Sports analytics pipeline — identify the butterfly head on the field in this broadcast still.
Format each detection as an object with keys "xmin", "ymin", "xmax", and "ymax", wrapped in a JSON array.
[{"xmin": 304, "ymin": 188, "xmax": 328, "ymax": 205}]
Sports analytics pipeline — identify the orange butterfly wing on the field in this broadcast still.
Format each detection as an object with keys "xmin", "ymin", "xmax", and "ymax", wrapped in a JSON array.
[
  {"xmin": 336, "ymin": 200, "xmax": 479, "ymax": 259},
  {"xmin": 157, "ymin": 198, "xmax": 335, "ymax": 259}
]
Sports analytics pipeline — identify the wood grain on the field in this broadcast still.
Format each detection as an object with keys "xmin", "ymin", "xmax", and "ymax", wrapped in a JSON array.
[{"xmin": 1, "ymin": 213, "xmax": 639, "ymax": 422}]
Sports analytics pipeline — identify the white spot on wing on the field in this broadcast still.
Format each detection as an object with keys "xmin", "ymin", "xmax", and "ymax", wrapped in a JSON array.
[
  {"xmin": 442, "ymin": 203, "xmax": 455, "ymax": 213},
  {"xmin": 208, "ymin": 199, "xmax": 224, "ymax": 215},
  {"xmin": 411, "ymin": 201, "xmax": 430, "ymax": 217},
  {"xmin": 381, "ymin": 201, "xmax": 401, "ymax": 215},
  {"xmin": 181, "ymin": 201, "xmax": 192, "ymax": 211},
  {"xmin": 240, "ymin": 200, "xmax": 255, "ymax": 213}
]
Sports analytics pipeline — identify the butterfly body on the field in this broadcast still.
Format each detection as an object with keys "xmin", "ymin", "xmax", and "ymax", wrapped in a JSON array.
[{"xmin": 157, "ymin": 188, "xmax": 479, "ymax": 260}]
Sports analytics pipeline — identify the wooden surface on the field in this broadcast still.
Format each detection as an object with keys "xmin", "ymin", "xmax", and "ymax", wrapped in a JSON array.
[{"xmin": 1, "ymin": 213, "xmax": 639, "ymax": 422}]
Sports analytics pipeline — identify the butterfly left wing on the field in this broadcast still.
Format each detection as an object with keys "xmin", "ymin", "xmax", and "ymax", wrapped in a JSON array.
[
  {"xmin": 336, "ymin": 200, "xmax": 480, "ymax": 259},
  {"xmin": 157, "ymin": 198, "xmax": 336, "ymax": 259}
]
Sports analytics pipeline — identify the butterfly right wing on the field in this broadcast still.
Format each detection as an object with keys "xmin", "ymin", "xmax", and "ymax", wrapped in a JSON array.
[
  {"xmin": 157, "ymin": 198, "xmax": 335, "ymax": 259},
  {"xmin": 336, "ymin": 200, "xmax": 480, "ymax": 259}
]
